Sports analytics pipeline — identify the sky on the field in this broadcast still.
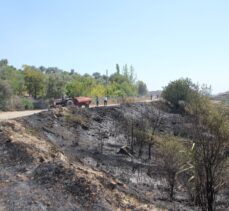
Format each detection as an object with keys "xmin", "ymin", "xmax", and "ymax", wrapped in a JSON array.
[{"xmin": 0, "ymin": 0, "xmax": 229, "ymax": 94}]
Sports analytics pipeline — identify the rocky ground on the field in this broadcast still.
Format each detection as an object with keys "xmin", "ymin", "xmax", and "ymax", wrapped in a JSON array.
[{"xmin": 0, "ymin": 102, "xmax": 228, "ymax": 210}]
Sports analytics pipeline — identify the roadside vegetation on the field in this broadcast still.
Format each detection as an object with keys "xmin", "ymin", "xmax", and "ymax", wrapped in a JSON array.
[
  {"xmin": 161, "ymin": 79, "xmax": 228, "ymax": 210},
  {"xmin": 0, "ymin": 59, "xmax": 148, "ymax": 111},
  {"xmin": 115, "ymin": 78, "xmax": 229, "ymax": 210}
]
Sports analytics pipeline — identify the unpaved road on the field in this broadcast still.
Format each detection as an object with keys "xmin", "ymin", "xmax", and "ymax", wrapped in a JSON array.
[
  {"xmin": 0, "ymin": 110, "xmax": 46, "ymax": 121},
  {"xmin": 0, "ymin": 100, "xmax": 155, "ymax": 121}
]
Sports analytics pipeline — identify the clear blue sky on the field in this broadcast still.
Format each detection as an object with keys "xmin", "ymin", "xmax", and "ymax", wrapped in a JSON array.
[{"xmin": 1, "ymin": 0, "xmax": 229, "ymax": 94}]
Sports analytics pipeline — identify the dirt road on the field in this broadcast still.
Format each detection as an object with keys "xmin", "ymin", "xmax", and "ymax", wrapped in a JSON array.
[
  {"xmin": 0, "ymin": 110, "xmax": 46, "ymax": 121},
  {"xmin": 0, "ymin": 100, "xmax": 155, "ymax": 121}
]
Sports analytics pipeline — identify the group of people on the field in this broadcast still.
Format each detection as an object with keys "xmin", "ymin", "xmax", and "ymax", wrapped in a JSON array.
[{"xmin": 96, "ymin": 96, "xmax": 108, "ymax": 107}]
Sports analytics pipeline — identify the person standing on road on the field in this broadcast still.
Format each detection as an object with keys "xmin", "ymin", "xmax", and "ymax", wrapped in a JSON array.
[
  {"xmin": 96, "ymin": 96, "xmax": 99, "ymax": 107},
  {"xmin": 104, "ymin": 96, "xmax": 108, "ymax": 106}
]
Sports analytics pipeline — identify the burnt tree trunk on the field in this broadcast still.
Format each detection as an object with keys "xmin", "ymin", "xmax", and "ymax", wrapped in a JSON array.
[{"xmin": 148, "ymin": 143, "xmax": 152, "ymax": 160}]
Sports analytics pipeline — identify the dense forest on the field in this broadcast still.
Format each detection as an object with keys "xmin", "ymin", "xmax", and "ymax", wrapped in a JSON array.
[{"xmin": 0, "ymin": 59, "xmax": 148, "ymax": 110}]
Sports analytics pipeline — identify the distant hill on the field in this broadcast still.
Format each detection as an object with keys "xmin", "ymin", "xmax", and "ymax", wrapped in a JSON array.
[{"xmin": 212, "ymin": 91, "xmax": 229, "ymax": 101}]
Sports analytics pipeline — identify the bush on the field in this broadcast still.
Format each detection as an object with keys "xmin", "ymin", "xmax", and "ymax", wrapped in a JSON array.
[
  {"xmin": 0, "ymin": 80, "xmax": 13, "ymax": 111},
  {"xmin": 162, "ymin": 78, "xmax": 198, "ymax": 111},
  {"xmin": 33, "ymin": 99, "xmax": 49, "ymax": 109},
  {"xmin": 11, "ymin": 96, "xmax": 25, "ymax": 110},
  {"xmin": 158, "ymin": 136, "xmax": 188, "ymax": 200},
  {"xmin": 21, "ymin": 97, "xmax": 34, "ymax": 110},
  {"xmin": 4, "ymin": 96, "xmax": 34, "ymax": 111},
  {"xmin": 186, "ymin": 105, "xmax": 229, "ymax": 211}
]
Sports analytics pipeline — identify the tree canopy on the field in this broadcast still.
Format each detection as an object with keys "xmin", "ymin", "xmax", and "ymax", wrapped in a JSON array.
[
  {"xmin": 0, "ymin": 59, "xmax": 148, "ymax": 106},
  {"xmin": 162, "ymin": 78, "xmax": 199, "ymax": 110}
]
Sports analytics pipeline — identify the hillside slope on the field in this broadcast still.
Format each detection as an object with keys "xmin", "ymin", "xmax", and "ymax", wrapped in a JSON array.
[
  {"xmin": 0, "ymin": 102, "xmax": 228, "ymax": 210},
  {"xmin": 0, "ymin": 119, "xmax": 159, "ymax": 210}
]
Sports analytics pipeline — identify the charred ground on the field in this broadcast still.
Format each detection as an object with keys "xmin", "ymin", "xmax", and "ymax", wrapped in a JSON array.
[{"xmin": 0, "ymin": 102, "xmax": 228, "ymax": 210}]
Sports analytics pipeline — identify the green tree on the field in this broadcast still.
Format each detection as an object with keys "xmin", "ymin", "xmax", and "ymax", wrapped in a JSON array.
[
  {"xmin": 92, "ymin": 72, "xmax": 107, "ymax": 84},
  {"xmin": 0, "ymin": 59, "xmax": 8, "ymax": 68},
  {"xmin": 158, "ymin": 136, "xmax": 187, "ymax": 200},
  {"xmin": 162, "ymin": 78, "xmax": 198, "ymax": 110},
  {"xmin": 0, "ymin": 79, "xmax": 13, "ymax": 110},
  {"xmin": 0, "ymin": 65, "xmax": 25, "ymax": 95},
  {"xmin": 121, "ymin": 64, "xmax": 136, "ymax": 84},
  {"xmin": 109, "ymin": 66, "xmax": 138, "ymax": 97},
  {"xmin": 66, "ymin": 74, "xmax": 96, "ymax": 97},
  {"xmin": 23, "ymin": 65, "xmax": 46, "ymax": 99},
  {"xmin": 137, "ymin": 80, "xmax": 148, "ymax": 96},
  {"xmin": 90, "ymin": 84, "xmax": 106, "ymax": 97},
  {"xmin": 116, "ymin": 64, "xmax": 120, "ymax": 74},
  {"xmin": 92, "ymin": 72, "xmax": 101, "ymax": 80},
  {"xmin": 109, "ymin": 72, "xmax": 127, "ymax": 84},
  {"xmin": 46, "ymin": 73, "xmax": 65, "ymax": 98}
]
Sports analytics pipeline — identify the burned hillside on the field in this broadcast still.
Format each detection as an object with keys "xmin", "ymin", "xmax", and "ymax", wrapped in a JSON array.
[{"xmin": 0, "ymin": 102, "xmax": 228, "ymax": 210}]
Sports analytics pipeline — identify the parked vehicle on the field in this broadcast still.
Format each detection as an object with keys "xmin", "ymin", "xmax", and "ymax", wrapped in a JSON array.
[
  {"xmin": 73, "ymin": 96, "xmax": 91, "ymax": 108},
  {"xmin": 52, "ymin": 96, "xmax": 91, "ymax": 108}
]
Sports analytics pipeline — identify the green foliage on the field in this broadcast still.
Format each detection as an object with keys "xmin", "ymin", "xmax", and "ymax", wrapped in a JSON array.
[
  {"xmin": 90, "ymin": 84, "xmax": 106, "ymax": 97},
  {"xmin": 116, "ymin": 64, "xmax": 120, "ymax": 74},
  {"xmin": 46, "ymin": 73, "xmax": 66, "ymax": 98},
  {"xmin": 65, "ymin": 64, "xmax": 140, "ymax": 98},
  {"xmin": 23, "ymin": 65, "xmax": 46, "ymax": 99},
  {"xmin": 183, "ymin": 99, "xmax": 229, "ymax": 210},
  {"xmin": 0, "ymin": 65, "xmax": 25, "ymax": 95},
  {"xmin": 122, "ymin": 64, "xmax": 136, "ymax": 84},
  {"xmin": 92, "ymin": 72, "xmax": 108, "ymax": 84},
  {"xmin": 218, "ymin": 102, "xmax": 229, "ymax": 120},
  {"xmin": 0, "ymin": 60, "xmax": 148, "ymax": 109},
  {"xmin": 21, "ymin": 97, "xmax": 34, "ymax": 110},
  {"xmin": 108, "ymin": 67, "xmax": 138, "ymax": 97},
  {"xmin": 137, "ymin": 80, "xmax": 148, "ymax": 96},
  {"xmin": 0, "ymin": 79, "xmax": 13, "ymax": 110},
  {"xmin": 162, "ymin": 78, "xmax": 198, "ymax": 110},
  {"xmin": 66, "ymin": 74, "xmax": 96, "ymax": 97},
  {"xmin": 158, "ymin": 136, "xmax": 188, "ymax": 200},
  {"xmin": 0, "ymin": 59, "xmax": 8, "ymax": 67}
]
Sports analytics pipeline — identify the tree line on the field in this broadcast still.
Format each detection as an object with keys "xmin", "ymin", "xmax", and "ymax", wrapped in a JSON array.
[{"xmin": 0, "ymin": 59, "xmax": 148, "ymax": 110}]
